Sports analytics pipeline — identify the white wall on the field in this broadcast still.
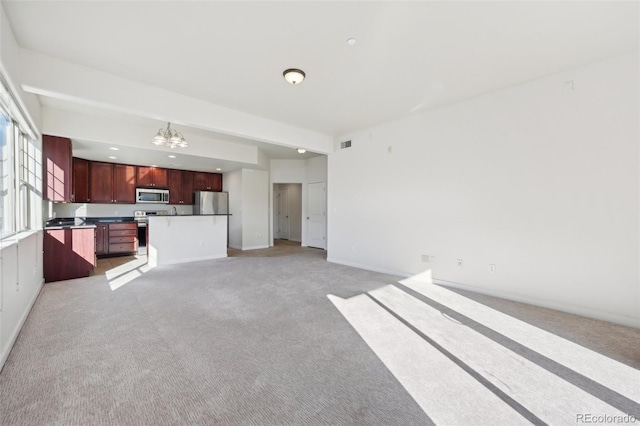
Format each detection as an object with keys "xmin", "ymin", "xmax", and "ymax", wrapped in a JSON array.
[
  {"xmin": 224, "ymin": 170, "xmax": 243, "ymax": 250},
  {"xmin": 0, "ymin": 3, "xmax": 41, "ymax": 130},
  {"xmin": 328, "ymin": 51, "xmax": 640, "ymax": 327},
  {"xmin": 51, "ymin": 202, "xmax": 193, "ymax": 220},
  {"xmin": 0, "ymin": 231, "xmax": 43, "ymax": 369},
  {"xmin": 306, "ymin": 155, "xmax": 328, "ymax": 184},
  {"xmin": 222, "ymin": 168, "xmax": 269, "ymax": 251},
  {"xmin": 241, "ymin": 169, "xmax": 269, "ymax": 250},
  {"xmin": 0, "ymin": 3, "xmax": 44, "ymax": 371}
]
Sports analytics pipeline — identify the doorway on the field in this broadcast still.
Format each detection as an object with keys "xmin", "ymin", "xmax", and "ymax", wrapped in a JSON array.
[{"xmin": 274, "ymin": 183, "xmax": 302, "ymax": 242}]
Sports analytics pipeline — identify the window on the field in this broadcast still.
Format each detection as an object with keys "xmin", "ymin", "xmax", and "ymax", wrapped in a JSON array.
[
  {"xmin": 0, "ymin": 75, "xmax": 40, "ymax": 240},
  {"xmin": 19, "ymin": 130, "xmax": 41, "ymax": 230},
  {"xmin": 0, "ymin": 109, "xmax": 14, "ymax": 238}
]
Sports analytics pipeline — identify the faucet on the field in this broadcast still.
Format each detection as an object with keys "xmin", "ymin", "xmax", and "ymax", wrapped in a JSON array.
[{"xmin": 172, "ymin": 206, "xmax": 177, "ymax": 216}]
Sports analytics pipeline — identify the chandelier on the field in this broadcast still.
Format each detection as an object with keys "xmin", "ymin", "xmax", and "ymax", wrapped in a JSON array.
[{"xmin": 151, "ymin": 122, "xmax": 188, "ymax": 148}]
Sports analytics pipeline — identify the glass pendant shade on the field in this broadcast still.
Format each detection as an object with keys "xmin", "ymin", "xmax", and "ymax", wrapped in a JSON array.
[{"xmin": 151, "ymin": 122, "xmax": 188, "ymax": 148}]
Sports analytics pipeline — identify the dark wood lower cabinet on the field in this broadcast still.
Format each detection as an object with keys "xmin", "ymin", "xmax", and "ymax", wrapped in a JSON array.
[
  {"xmin": 44, "ymin": 228, "xmax": 96, "ymax": 283},
  {"xmin": 108, "ymin": 223, "xmax": 138, "ymax": 254},
  {"xmin": 95, "ymin": 224, "xmax": 107, "ymax": 255},
  {"xmin": 96, "ymin": 222, "xmax": 138, "ymax": 258}
]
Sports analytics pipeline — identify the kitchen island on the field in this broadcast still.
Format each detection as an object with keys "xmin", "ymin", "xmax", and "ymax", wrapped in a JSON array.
[{"xmin": 147, "ymin": 215, "xmax": 228, "ymax": 267}]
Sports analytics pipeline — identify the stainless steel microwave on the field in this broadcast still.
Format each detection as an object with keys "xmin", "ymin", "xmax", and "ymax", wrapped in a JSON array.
[{"xmin": 136, "ymin": 188, "xmax": 169, "ymax": 204}]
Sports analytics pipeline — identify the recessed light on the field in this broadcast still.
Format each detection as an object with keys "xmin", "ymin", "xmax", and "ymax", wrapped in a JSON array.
[
  {"xmin": 110, "ymin": 147, "xmax": 119, "ymax": 151},
  {"xmin": 108, "ymin": 156, "xmax": 117, "ymax": 159},
  {"xmin": 347, "ymin": 38, "xmax": 357, "ymax": 46},
  {"xmin": 216, "ymin": 168, "xmax": 222, "ymax": 171},
  {"xmin": 297, "ymin": 148, "xmax": 306, "ymax": 154},
  {"xmin": 151, "ymin": 164, "xmax": 158, "ymax": 167},
  {"xmin": 168, "ymin": 155, "xmax": 176, "ymax": 158}
]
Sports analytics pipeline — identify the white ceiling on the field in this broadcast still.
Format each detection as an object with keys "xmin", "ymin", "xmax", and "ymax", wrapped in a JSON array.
[
  {"xmin": 39, "ymin": 96, "xmax": 320, "ymax": 171},
  {"xmin": 3, "ymin": 1, "xmax": 639, "ymax": 161}
]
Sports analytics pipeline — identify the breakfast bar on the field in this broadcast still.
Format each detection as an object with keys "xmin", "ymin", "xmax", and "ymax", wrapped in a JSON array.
[{"xmin": 147, "ymin": 214, "xmax": 228, "ymax": 267}]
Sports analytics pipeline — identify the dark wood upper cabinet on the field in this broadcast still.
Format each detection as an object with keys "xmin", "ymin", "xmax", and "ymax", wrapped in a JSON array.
[
  {"xmin": 89, "ymin": 161, "xmax": 136, "ymax": 203},
  {"xmin": 137, "ymin": 166, "xmax": 168, "ymax": 188},
  {"xmin": 167, "ymin": 169, "xmax": 183, "ymax": 204},
  {"xmin": 211, "ymin": 173, "xmax": 222, "ymax": 192},
  {"xmin": 43, "ymin": 135, "xmax": 72, "ymax": 202},
  {"xmin": 72, "ymin": 158, "xmax": 219, "ymax": 205},
  {"xmin": 113, "ymin": 164, "xmax": 136, "ymax": 203},
  {"xmin": 72, "ymin": 157, "xmax": 90, "ymax": 203},
  {"xmin": 193, "ymin": 172, "xmax": 223, "ymax": 192},
  {"xmin": 168, "ymin": 169, "xmax": 194, "ymax": 204},
  {"xmin": 181, "ymin": 170, "xmax": 194, "ymax": 204},
  {"xmin": 136, "ymin": 166, "xmax": 153, "ymax": 187},
  {"xmin": 89, "ymin": 161, "xmax": 113, "ymax": 203},
  {"xmin": 154, "ymin": 167, "xmax": 168, "ymax": 188}
]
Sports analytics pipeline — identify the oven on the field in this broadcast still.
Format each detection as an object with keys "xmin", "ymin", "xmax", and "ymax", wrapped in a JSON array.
[{"xmin": 134, "ymin": 210, "xmax": 167, "ymax": 255}]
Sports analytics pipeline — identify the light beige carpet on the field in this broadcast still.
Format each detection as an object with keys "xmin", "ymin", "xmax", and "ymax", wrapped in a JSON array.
[{"xmin": 1, "ymin": 244, "xmax": 638, "ymax": 425}]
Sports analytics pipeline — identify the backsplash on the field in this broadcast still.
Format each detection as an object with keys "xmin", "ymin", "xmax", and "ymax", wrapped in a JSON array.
[{"xmin": 50, "ymin": 203, "xmax": 194, "ymax": 219}]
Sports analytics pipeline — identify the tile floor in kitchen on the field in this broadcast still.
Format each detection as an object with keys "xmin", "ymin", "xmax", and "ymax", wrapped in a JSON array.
[{"xmin": 92, "ymin": 255, "xmax": 142, "ymax": 276}]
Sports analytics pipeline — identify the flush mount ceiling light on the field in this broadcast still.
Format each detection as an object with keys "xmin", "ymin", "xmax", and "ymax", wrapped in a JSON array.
[
  {"xmin": 297, "ymin": 148, "xmax": 307, "ymax": 154},
  {"xmin": 152, "ymin": 122, "xmax": 188, "ymax": 149},
  {"xmin": 283, "ymin": 68, "xmax": 305, "ymax": 85}
]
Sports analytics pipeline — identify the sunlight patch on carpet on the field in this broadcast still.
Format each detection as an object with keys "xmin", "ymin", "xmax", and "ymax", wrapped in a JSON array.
[
  {"xmin": 327, "ymin": 293, "xmax": 529, "ymax": 425},
  {"xmin": 400, "ymin": 271, "xmax": 640, "ymax": 402}
]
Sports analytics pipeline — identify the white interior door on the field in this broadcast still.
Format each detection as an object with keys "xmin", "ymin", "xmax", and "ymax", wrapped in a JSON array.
[
  {"xmin": 307, "ymin": 182, "xmax": 326, "ymax": 249},
  {"xmin": 277, "ymin": 188, "xmax": 289, "ymax": 240}
]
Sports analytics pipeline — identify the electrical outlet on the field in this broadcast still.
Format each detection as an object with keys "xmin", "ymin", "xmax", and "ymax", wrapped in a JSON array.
[
  {"xmin": 563, "ymin": 80, "xmax": 574, "ymax": 94},
  {"xmin": 489, "ymin": 264, "xmax": 496, "ymax": 274},
  {"xmin": 457, "ymin": 259, "xmax": 463, "ymax": 268}
]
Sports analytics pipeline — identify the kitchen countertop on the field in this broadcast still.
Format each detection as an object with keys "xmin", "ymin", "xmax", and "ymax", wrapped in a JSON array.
[
  {"xmin": 44, "ymin": 224, "xmax": 97, "ymax": 230},
  {"xmin": 44, "ymin": 217, "xmax": 136, "ymax": 229},
  {"xmin": 44, "ymin": 215, "xmax": 229, "ymax": 229},
  {"xmin": 151, "ymin": 214, "xmax": 231, "ymax": 217}
]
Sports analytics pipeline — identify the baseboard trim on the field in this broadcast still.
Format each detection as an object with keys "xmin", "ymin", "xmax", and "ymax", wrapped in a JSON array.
[
  {"xmin": 0, "ymin": 279, "xmax": 44, "ymax": 372},
  {"xmin": 432, "ymin": 278, "xmax": 640, "ymax": 329},
  {"xmin": 242, "ymin": 245, "xmax": 269, "ymax": 251},
  {"xmin": 327, "ymin": 257, "xmax": 411, "ymax": 278},
  {"xmin": 158, "ymin": 253, "xmax": 227, "ymax": 266}
]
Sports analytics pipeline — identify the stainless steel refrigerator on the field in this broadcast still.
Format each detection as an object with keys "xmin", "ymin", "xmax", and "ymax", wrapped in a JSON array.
[{"xmin": 193, "ymin": 191, "xmax": 229, "ymax": 215}]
